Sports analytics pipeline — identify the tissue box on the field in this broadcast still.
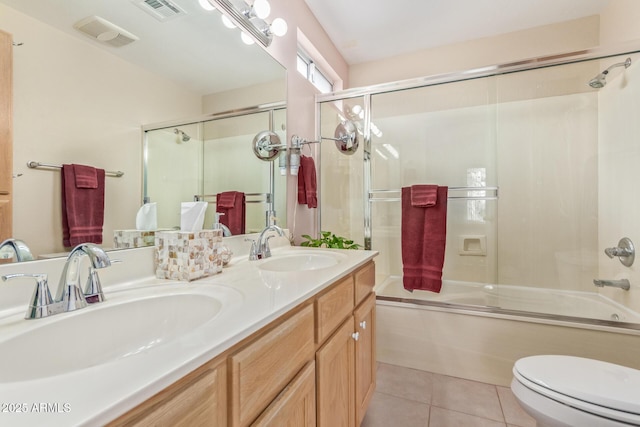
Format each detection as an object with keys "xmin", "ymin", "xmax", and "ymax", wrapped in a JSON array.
[
  {"xmin": 113, "ymin": 230, "xmax": 156, "ymax": 249},
  {"xmin": 154, "ymin": 230, "xmax": 223, "ymax": 281}
]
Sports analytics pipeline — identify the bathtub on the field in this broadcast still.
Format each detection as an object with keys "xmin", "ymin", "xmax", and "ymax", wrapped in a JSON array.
[{"xmin": 374, "ymin": 276, "xmax": 640, "ymax": 386}]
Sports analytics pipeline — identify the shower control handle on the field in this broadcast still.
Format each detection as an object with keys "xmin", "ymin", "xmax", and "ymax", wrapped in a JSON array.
[
  {"xmin": 359, "ymin": 320, "xmax": 367, "ymax": 330},
  {"xmin": 604, "ymin": 237, "xmax": 635, "ymax": 267},
  {"xmin": 352, "ymin": 332, "xmax": 360, "ymax": 341}
]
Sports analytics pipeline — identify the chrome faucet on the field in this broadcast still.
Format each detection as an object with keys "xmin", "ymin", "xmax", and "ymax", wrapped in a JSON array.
[
  {"xmin": 0, "ymin": 238, "xmax": 34, "ymax": 262},
  {"xmin": 248, "ymin": 225, "xmax": 286, "ymax": 260},
  {"xmin": 57, "ymin": 243, "xmax": 111, "ymax": 309},
  {"xmin": 2, "ymin": 243, "xmax": 111, "ymax": 319},
  {"xmin": 593, "ymin": 278, "xmax": 630, "ymax": 291}
]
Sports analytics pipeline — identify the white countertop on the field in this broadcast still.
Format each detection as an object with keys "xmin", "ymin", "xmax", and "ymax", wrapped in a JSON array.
[{"xmin": 0, "ymin": 239, "xmax": 377, "ymax": 426}]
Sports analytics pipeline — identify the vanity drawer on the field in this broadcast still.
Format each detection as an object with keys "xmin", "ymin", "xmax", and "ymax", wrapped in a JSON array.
[
  {"xmin": 108, "ymin": 357, "xmax": 227, "ymax": 427},
  {"xmin": 315, "ymin": 275, "xmax": 354, "ymax": 344},
  {"xmin": 230, "ymin": 304, "xmax": 315, "ymax": 427},
  {"xmin": 354, "ymin": 261, "xmax": 375, "ymax": 306}
]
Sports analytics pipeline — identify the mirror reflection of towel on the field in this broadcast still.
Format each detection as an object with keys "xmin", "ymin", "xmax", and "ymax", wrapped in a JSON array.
[
  {"xmin": 216, "ymin": 191, "xmax": 245, "ymax": 235},
  {"xmin": 61, "ymin": 164, "xmax": 105, "ymax": 247}
]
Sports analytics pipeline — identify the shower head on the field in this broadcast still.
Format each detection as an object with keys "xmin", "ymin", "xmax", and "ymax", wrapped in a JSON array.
[
  {"xmin": 588, "ymin": 57, "xmax": 632, "ymax": 88},
  {"xmin": 174, "ymin": 128, "xmax": 191, "ymax": 142}
]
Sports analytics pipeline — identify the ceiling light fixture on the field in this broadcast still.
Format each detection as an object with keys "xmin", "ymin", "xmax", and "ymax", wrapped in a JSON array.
[
  {"xmin": 198, "ymin": 0, "xmax": 215, "ymax": 11},
  {"xmin": 204, "ymin": 0, "xmax": 287, "ymax": 47}
]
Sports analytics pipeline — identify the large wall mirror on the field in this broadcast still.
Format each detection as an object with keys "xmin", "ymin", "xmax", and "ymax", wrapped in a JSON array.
[{"xmin": 0, "ymin": 0, "xmax": 286, "ymax": 260}]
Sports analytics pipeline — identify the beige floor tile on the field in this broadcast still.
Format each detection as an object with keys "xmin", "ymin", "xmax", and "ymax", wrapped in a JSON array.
[
  {"xmin": 361, "ymin": 392, "xmax": 430, "ymax": 427},
  {"xmin": 431, "ymin": 374, "xmax": 504, "ymax": 422},
  {"xmin": 429, "ymin": 407, "xmax": 507, "ymax": 427},
  {"xmin": 497, "ymin": 386, "xmax": 537, "ymax": 427},
  {"xmin": 376, "ymin": 362, "xmax": 435, "ymax": 404}
]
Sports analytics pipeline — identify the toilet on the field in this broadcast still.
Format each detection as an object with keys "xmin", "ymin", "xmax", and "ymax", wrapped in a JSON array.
[{"xmin": 511, "ymin": 355, "xmax": 640, "ymax": 427}]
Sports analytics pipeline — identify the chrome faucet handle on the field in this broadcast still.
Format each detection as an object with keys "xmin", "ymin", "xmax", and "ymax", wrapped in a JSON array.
[
  {"xmin": 84, "ymin": 268, "xmax": 105, "ymax": 304},
  {"xmin": 245, "ymin": 238, "xmax": 259, "ymax": 261},
  {"xmin": 2, "ymin": 273, "xmax": 54, "ymax": 319},
  {"xmin": 262, "ymin": 235, "xmax": 276, "ymax": 258},
  {"xmin": 83, "ymin": 258, "xmax": 119, "ymax": 304}
]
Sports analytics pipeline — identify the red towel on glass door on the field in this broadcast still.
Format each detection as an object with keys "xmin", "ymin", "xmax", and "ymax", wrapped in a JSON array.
[
  {"xmin": 216, "ymin": 191, "xmax": 245, "ymax": 235},
  {"xmin": 61, "ymin": 164, "xmax": 105, "ymax": 247},
  {"xmin": 297, "ymin": 155, "xmax": 318, "ymax": 208},
  {"xmin": 401, "ymin": 185, "xmax": 448, "ymax": 293}
]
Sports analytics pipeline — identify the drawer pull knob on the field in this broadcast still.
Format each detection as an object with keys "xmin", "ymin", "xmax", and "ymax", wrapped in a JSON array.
[
  {"xmin": 352, "ymin": 332, "xmax": 360, "ymax": 341},
  {"xmin": 359, "ymin": 320, "xmax": 367, "ymax": 329}
]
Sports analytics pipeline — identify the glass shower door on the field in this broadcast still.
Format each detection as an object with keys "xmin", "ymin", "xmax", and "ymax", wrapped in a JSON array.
[{"xmin": 369, "ymin": 77, "xmax": 499, "ymax": 288}]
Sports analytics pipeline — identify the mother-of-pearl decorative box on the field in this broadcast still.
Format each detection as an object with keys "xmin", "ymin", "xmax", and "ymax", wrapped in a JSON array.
[{"xmin": 154, "ymin": 230, "xmax": 223, "ymax": 281}]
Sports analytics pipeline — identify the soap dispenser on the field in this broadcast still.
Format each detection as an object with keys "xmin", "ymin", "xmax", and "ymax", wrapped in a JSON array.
[
  {"xmin": 213, "ymin": 212, "xmax": 232, "ymax": 237},
  {"xmin": 213, "ymin": 213, "xmax": 233, "ymax": 266}
]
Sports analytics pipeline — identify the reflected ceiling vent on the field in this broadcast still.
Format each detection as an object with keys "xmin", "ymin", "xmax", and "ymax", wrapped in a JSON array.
[
  {"xmin": 132, "ymin": 0, "xmax": 186, "ymax": 21},
  {"xmin": 73, "ymin": 16, "xmax": 139, "ymax": 47}
]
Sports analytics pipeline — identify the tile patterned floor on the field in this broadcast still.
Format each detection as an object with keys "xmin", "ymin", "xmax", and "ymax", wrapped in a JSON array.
[{"xmin": 362, "ymin": 363, "xmax": 537, "ymax": 427}]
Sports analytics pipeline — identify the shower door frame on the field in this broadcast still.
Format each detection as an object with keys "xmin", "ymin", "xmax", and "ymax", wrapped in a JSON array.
[{"xmin": 315, "ymin": 42, "xmax": 640, "ymax": 250}]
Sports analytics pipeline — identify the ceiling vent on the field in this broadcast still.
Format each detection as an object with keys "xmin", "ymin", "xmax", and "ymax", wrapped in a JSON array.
[
  {"xmin": 132, "ymin": 0, "xmax": 186, "ymax": 22},
  {"xmin": 73, "ymin": 16, "xmax": 139, "ymax": 47}
]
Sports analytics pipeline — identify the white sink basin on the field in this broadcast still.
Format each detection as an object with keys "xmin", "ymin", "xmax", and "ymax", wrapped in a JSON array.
[
  {"xmin": 0, "ymin": 283, "xmax": 241, "ymax": 383},
  {"xmin": 258, "ymin": 251, "xmax": 347, "ymax": 272}
]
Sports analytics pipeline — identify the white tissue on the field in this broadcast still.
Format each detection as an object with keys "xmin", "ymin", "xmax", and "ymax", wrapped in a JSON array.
[
  {"xmin": 135, "ymin": 202, "xmax": 157, "ymax": 231},
  {"xmin": 180, "ymin": 202, "xmax": 208, "ymax": 231}
]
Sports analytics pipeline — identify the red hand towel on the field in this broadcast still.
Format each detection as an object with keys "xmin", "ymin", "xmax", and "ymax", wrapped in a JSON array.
[
  {"xmin": 297, "ymin": 155, "xmax": 317, "ymax": 208},
  {"xmin": 401, "ymin": 186, "xmax": 448, "ymax": 293},
  {"xmin": 73, "ymin": 164, "xmax": 98, "ymax": 189},
  {"xmin": 61, "ymin": 164, "xmax": 105, "ymax": 247},
  {"xmin": 411, "ymin": 184, "xmax": 438, "ymax": 207},
  {"xmin": 216, "ymin": 191, "xmax": 245, "ymax": 235}
]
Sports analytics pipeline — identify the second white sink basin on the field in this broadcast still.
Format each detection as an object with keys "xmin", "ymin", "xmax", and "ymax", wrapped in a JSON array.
[
  {"xmin": 258, "ymin": 251, "xmax": 347, "ymax": 272},
  {"xmin": 0, "ymin": 283, "xmax": 242, "ymax": 383}
]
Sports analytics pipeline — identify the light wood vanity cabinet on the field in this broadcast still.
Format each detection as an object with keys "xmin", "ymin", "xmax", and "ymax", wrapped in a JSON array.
[
  {"xmin": 108, "ymin": 357, "xmax": 227, "ymax": 427},
  {"xmin": 316, "ymin": 261, "xmax": 376, "ymax": 427},
  {"xmin": 110, "ymin": 261, "xmax": 376, "ymax": 427},
  {"xmin": 251, "ymin": 361, "xmax": 316, "ymax": 427},
  {"xmin": 354, "ymin": 292, "xmax": 376, "ymax": 425},
  {"xmin": 230, "ymin": 304, "xmax": 315, "ymax": 427}
]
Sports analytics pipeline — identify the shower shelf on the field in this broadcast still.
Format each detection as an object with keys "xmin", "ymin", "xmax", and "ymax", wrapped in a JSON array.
[{"xmin": 369, "ymin": 187, "xmax": 498, "ymax": 202}]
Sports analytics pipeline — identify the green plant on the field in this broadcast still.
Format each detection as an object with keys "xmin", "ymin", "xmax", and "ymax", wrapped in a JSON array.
[{"xmin": 300, "ymin": 231, "xmax": 362, "ymax": 250}]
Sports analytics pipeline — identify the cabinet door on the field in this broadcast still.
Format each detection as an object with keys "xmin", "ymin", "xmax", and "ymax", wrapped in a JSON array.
[
  {"xmin": 230, "ymin": 304, "xmax": 315, "ymax": 427},
  {"xmin": 316, "ymin": 316, "xmax": 355, "ymax": 427},
  {"xmin": 354, "ymin": 292, "xmax": 376, "ymax": 426},
  {"xmin": 0, "ymin": 29, "xmax": 12, "ymax": 241},
  {"xmin": 108, "ymin": 358, "xmax": 227, "ymax": 427},
  {"xmin": 252, "ymin": 361, "xmax": 316, "ymax": 427}
]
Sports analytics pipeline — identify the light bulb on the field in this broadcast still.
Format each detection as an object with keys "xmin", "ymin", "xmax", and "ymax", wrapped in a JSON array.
[
  {"xmin": 221, "ymin": 15, "xmax": 236, "ymax": 28},
  {"xmin": 198, "ymin": 0, "xmax": 215, "ymax": 11},
  {"xmin": 270, "ymin": 18, "xmax": 287, "ymax": 37},
  {"xmin": 241, "ymin": 32, "xmax": 255, "ymax": 45},
  {"xmin": 253, "ymin": 0, "xmax": 271, "ymax": 19}
]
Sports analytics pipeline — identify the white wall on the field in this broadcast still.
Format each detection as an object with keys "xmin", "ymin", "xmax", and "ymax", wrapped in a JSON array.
[
  {"xmin": 597, "ymin": 0, "xmax": 640, "ymax": 312},
  {"xmin": 349, "ymin": 16, "xmax": 600, "ymax": 88},
  {"xmin": 2, "ymin": 4, "xmax": 203, "ymax": 256}
]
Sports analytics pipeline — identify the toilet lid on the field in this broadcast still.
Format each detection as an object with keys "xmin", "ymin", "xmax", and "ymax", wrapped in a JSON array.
[{"xmin": 514, "ymin": 355, "xmax": 640, "ymax": 417}]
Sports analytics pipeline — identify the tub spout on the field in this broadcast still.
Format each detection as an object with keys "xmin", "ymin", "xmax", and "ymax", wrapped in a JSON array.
[{"xmin": 593, "ymin": 278, "xmax": 630, "ymax": 291}]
